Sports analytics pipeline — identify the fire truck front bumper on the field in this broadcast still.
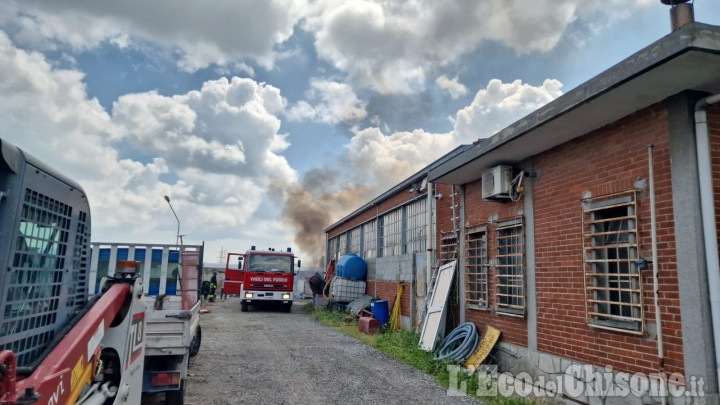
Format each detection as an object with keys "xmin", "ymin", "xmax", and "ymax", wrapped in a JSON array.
[{"xmin": 243, "ymin": 291, "xmax": 292, "ymax": 303}]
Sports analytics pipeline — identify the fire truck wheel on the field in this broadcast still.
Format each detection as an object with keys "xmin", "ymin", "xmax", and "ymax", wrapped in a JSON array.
[
  {"xmin": 189, "ymin": 326, "xmax": 201, "ymax": 357},
  {"xmin": 165, "ymin": 380, "xmax": 185, "ymax": 404},
  {"xmin": 283, "ymin": 303, "xmax": 292, "ymax": 313},
  {"xmin": 241, "ymin": 301, "xmax": 248, "ymax": 312}
]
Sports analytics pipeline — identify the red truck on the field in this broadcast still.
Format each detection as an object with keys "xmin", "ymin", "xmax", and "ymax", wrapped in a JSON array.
[{"xmin": 224, "ymin": 246, "xmax": 300, "ymax": 312}]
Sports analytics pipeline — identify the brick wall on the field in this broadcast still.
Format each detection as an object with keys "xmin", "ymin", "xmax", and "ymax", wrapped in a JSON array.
[
  {"xmin": 435, "ymin": 183, "xmax": 456, "ymax": 248},
  {"xmin": 709, "ymin": 105, "xmax": 720, "ymax": 252},
  {"xmin": 531, "ymin": 102, "xmax": 683, "ymax": 376},
  {"xmin": 462, "ymin": 177, "xmax": 529, "ymax": 347},
  {"xmin": 366, "ymin": 280, "xmax": 412, "ymax": 317}
]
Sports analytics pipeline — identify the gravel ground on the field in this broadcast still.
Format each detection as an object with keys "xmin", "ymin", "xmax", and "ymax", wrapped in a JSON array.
[{"xmin": 160, "ymin": 297, "xmax": 479, "ymax": 405}]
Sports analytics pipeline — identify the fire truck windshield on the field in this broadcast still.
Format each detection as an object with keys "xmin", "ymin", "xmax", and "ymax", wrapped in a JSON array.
[{"xmin": 246, "ymin": 254, "xmax": 293, "ymax": 273}]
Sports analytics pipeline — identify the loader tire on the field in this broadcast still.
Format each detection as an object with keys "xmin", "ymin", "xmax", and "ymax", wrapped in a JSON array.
[{"xmin": 189, "ymin": 326, "xmax": 201, "ymax": 357}]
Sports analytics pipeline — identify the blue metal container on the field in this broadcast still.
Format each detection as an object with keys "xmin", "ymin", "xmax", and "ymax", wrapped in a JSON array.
[
  {"xmin": 371, "ymin": 300, "xmax": 390, "ymax": 327},
  {"xmin": 336, "ymin": 253, "xmax": 367, "ymax": 280}
]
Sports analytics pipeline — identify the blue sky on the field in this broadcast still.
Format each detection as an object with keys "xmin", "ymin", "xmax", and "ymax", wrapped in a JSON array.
[{"xmin": 1, "ymin": 0, "xmax": 718, "ymax": 267}]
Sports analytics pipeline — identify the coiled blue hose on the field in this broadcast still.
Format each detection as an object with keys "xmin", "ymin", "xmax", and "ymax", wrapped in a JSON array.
[{"xmin": 434, "ymin": 322, "xmax": 479, "ymax": 363}]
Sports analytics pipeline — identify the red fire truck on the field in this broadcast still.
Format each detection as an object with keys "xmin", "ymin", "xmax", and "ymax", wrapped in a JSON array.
[{"xmin": 224, "ymin": 246, "xmax": 300, "ymax": 312}]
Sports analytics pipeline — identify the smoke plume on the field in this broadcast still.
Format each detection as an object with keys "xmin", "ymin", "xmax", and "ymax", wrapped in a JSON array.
[{"xmin": 282, "ymin": 169, "xmax": 372, "ymax": 268}]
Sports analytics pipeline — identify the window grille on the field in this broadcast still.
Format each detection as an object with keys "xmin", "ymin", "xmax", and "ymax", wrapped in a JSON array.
[
  {"xmin": 3, "ymin": 188, "xmax": 75, "ymax": 367},
  {"xmin": 465, "ymin": 225, "xmax": 488, "ymax": 308},
  {"xmin": 582, "ymin": 191, "xmax": 643, "ymax": 333},
  {"xmin": 440, "ymin": 231, "xmax": 458, "ymax": 265},
  {"xmin": 496, "ymin": 217, "xmax": 525, "ymax": 316},
  {"xmin": 405, "ymin": 198, "xmax": 427, "ymax": 254},
  {"xmin": 380, "ymin": 209, "xmax": 402, "ymax": 257},
  {"xmin": 362, "ymin": 220, "xmax": 376, "ymax": 259}
]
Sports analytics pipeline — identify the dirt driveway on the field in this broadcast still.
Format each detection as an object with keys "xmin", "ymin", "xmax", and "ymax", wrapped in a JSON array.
[{"xmin": 168, "ymin": 297, "xmax": 478, "ymax": 405}]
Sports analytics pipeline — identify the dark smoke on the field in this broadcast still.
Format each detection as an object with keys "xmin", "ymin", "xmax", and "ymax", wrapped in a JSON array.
[
  {"xmin": 282, "ymin": 170, "xmax": 372, "ymax": 268},
  {"xmin": 282, "ymin": 183, "xmax": 329, "ymax": 268}
]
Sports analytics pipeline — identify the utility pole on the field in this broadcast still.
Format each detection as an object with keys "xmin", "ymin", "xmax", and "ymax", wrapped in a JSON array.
[{"xmin": 217, "ymin": 246, "xmax": 227, "ymax": 263}]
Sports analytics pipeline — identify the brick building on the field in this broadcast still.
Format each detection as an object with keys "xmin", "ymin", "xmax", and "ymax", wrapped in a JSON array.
[
  {"xmin": 326, "ymin": 18, "xmax": 720, "ymax": 404},
  {"xmin": 325, "ymin": 146, "xmax": 468, "ymax": 329}
]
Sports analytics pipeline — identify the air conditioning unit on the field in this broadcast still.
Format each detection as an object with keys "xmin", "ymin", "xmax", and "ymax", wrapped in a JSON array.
[{"xmin": 481, "ymin": 165, "xmax": 513, "ymax": 200}]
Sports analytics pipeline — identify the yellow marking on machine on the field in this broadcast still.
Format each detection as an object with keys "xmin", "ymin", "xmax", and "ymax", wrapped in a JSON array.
[
  {"xmin": 465, "ymin": 326, "xmax": 501, "ymax": 373},
  {"xmin": 67, "ymin": 355, "xmax": 94, "ymax": 405},
  {"xmin": 70, "ymin": 356, "xmax": 84, "ymax": 391}
]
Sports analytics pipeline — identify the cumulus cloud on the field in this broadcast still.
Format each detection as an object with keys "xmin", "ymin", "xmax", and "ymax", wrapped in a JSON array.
[
  {"xmin": 1, "ymin": 0, "xmax": 649, "ymax": 91},
  {"xmin": 112, "ymin": 77, "xmax": 293, "ymax": 181},
  {"xmin": 436, "ymin": 75, "xmax": 468, "ymax": 100},
  {"xmin": 454, "ymin": 78, "xmax": 563, "ymax": 143},
  {"xmin": 0, "ymin": 31, "xmax": 298, "ymax": 258},
  {"xmin": 303, "ymin": 0, "xmax": 650, "ymax": 94},
  {"xmin": 346, "ymin": 127, "xmax": 457, "ymax": 191},
  {"xmin": 1, "ymin": 0, "xmax": 306, "ymax": 71},
  {"xmin": 286, "ymin": 78, "xmax": 368, "ymax": 124}
]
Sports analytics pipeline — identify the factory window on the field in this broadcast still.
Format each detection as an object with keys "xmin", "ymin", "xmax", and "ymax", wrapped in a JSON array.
[
  {"xmin": 465, "ymin": 224, "xmax": 488, "ymax": 309},
  {"xmin": 405, "ymin": 198, "xmax": 427, "ymax": 254},
  {"xmin": 362, "ymin": 221, "xmax": 377, "ymax": 259},
  {"xmin": 582, "ymin": 191, "xmax": 643, "ymax": 333},
  {"xmin": 380, "ymin": 209, "xmax": 402, "ymax": 257},
  {"xmin": 495, "ymin": 217, "xmax": 525, "ymax": 317},
  {"xmin": 338, "ymin": 232, "xmax": 348, "ymax": 256},
  {"xmin": 348, "ymin": 227, "xmax": 362, "ymax": 255},
  {"xmin": 327, "ymin": 236, "xmax": 339, "ymax": 264}
]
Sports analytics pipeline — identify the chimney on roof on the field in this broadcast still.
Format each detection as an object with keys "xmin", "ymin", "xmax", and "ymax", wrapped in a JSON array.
[{"xmin": 661, "ymin": 0, "xmax": 695, "ymax": 31}]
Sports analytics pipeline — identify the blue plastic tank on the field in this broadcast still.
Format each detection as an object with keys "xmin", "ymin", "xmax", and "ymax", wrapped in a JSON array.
[
  {"xmin": 371, "ymin": 300, "xmax": 389, "ymax": 327},
  {"xmin": 336, "ymin": 253, "xmax": 367, "ymax": 280}
]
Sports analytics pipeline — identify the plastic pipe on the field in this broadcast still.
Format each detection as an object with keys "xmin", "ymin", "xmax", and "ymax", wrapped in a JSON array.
[{"xmin": 695, "ymin": 93, "xmax": 720, "ymax": 393}]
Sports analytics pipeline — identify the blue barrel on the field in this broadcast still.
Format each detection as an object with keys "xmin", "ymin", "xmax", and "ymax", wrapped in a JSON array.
[
  {"xmin": 371, "ymin": 300, "xmax": 389, "ymax": 327},
  {"xmin": 336, "ymin": 253, "xmax": 367, "ymax": 280}
]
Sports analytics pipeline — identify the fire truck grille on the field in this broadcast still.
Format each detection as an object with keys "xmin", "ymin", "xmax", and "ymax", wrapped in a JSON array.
[{"xmin": 249, "ymin": 283, "xmax": 285, "ymax": 289}]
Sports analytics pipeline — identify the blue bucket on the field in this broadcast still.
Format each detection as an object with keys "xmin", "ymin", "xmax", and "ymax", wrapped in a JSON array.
[{"xmin": 371, "ymin": 300, "xmax": 390, "ymax": 327}]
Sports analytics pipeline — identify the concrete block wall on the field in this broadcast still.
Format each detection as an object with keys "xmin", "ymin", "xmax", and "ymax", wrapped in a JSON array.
[
  {"xmin": 374, "ymin": 254, "xmax": 415, "ymax": 281},
  {"xmin": 494, "ymin": 343, "xmax": 695, "ymax": 405}
]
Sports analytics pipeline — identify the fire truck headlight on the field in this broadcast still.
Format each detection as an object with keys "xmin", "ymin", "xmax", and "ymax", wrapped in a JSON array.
[
  {"xmin": 282, "ymin": 293, "xmax": 290, "ymax": 300},
  {"xmin": 245, "ymin": 292, "xmax": 253, "ymax": 299}
]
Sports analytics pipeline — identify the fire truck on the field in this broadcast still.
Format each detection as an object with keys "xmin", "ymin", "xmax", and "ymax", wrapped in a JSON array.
[
  {"xmin": 224, "ymin": 246, "xmax": 300, "ymax": 312},
  {"xmin": 0, "ymin": 138, "xmax": 201, "ymax": 404}
]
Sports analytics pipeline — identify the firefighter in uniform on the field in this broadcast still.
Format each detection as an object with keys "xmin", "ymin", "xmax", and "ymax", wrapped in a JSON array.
[{"xmin": 209, "ymin": 272, "xmax": 218, "ymax": 302}]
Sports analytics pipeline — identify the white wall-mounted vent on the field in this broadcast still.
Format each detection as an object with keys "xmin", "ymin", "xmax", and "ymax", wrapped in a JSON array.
[{"xmin": 481, "ymin": 165, "xmax": 513, "ymax": 200}]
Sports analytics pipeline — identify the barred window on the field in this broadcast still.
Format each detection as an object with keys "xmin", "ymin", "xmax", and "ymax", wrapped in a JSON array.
[
  {"xmin": 362, "ymin": 220, "xmax": 377, "ymax": 260},
  {"xmin": 380, "ymin": 209, "xmax": 402, "ymax": 257},
  {"xmin": 439, "ymin": 231, "xmax": 458, "ymax": 265},
  {"xmin": 465, "ymin": 224, "xmax": 488, "ymax": 308},
  {"xmin": 405, "ymin": 198, "xmax": 427, "ymax": 254},
  {"xmin": 496, "ymin": 217, "xmax": 525, "ymax": 316},
  {"xmin": 582, "ymin": 191, "xmax": 643, "ymax": 333},
  {"xmin": 348, "ymin": 227, "xmax": 362, "ymax": 255}
]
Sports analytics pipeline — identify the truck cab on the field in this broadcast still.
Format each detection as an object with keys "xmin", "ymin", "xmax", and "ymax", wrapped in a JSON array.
[{"xmin": 226, "ymin": 246, "xmax": 300, "ymax": 312}]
